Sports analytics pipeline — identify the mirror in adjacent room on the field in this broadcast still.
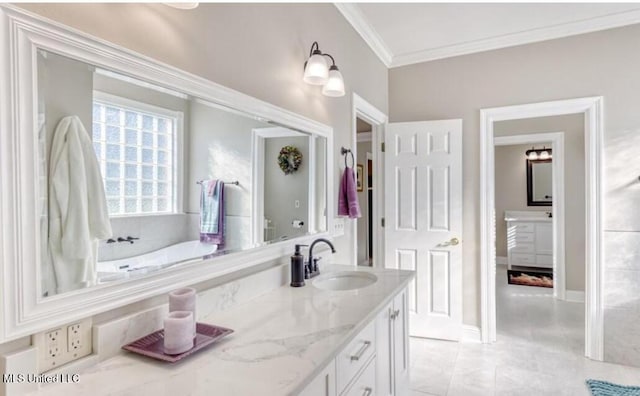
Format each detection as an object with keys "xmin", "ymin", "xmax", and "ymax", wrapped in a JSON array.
[
  {"xmin": 36, "ymin": 49, "xmax": 328, "ymax": 297},
  {"xmin": 526, "ymin": 149, "xmax": 552, "ymax": 206}
]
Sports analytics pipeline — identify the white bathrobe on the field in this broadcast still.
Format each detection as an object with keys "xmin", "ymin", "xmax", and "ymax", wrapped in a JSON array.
[{"xmin": 48, "ymin": 116, "xmax": 112, "ymax": 294}]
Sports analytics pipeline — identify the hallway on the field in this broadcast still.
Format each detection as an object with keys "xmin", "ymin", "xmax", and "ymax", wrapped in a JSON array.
[{"xmin": 409, "ymin": 266, "xmax": 640, "ymax": 395}]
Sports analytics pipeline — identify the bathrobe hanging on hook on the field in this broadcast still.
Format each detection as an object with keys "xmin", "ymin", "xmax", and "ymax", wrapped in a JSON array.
[{"xmin": 48, "ymin": 116, "xmax": 112, "ymax": 294}]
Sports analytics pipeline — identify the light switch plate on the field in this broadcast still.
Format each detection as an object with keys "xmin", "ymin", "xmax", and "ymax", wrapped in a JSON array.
[{"xmin": 333, "ymin": 218, "xmax": 345, "ymax": 237}]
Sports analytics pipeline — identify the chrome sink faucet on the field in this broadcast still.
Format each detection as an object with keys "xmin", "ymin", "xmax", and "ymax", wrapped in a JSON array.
[{"xmin": 306, "ymin": 238, "xmax": 336, "ymax": 279}]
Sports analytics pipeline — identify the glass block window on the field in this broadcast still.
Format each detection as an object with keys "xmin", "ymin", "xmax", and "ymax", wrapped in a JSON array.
[{"xmin": 92, "ymin": 96, "xmax": 178, "ymax": 216}]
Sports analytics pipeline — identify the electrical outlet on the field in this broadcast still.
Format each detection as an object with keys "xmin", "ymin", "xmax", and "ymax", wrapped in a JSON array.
[
  {"xmin": 68, "ymin": 323, "xmax": 81, "ymax": 353},
  {"xmin": 33, "ymin": 318, "xmax": 93, "ymax": 373},
  {"xmin": 66, "ymin": 319, "xmax": 91, "ymax": 359},
  {"xmin": 46, "ymin": 329, "xmax": 62, "ymax": 359}
]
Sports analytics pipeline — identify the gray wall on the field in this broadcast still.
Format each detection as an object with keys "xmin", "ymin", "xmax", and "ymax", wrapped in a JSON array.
[
  {"xmin": 264, "ymin": 136, "xmax": 309, "ymax": 240},
  {"xmin": 494, "ymin": 114, "xmax": 586, "ymax": 293},
  {"xmin": 187, "ymin": 100, "xmax": 270, "ymax": 250},
  {"xmin": 19, "ymin": 3, "xmax": 389, "ymax": 265},
  {"xmin": 390, "ymin": 23, "xmax": 640, "ymax": 365}
]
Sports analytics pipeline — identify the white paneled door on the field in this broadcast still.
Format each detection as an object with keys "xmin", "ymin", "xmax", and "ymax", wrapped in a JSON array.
[{"xmin": 384, "ymin": 120, "xmax": 463, "ymax": 341}]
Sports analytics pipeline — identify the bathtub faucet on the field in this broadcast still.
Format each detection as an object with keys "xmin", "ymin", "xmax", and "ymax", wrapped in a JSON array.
[{"xmin": 116, "ymin": 236, "xmax": 140, "ymax": 244}]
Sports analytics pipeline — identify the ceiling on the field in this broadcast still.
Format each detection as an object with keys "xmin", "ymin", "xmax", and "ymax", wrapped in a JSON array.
[{"xmin": 336, "ymin": 3, "xmax": 640, "ymax": 68}]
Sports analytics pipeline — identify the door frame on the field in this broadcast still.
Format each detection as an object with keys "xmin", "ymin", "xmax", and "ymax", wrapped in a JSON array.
[
  {"xmin": 251, "ymin": 127, "xmax": 313, "ymax": 245},
  {"xmin": 351, "ymin": 93, "xmax": 387, "ymax": 267},
  {"xmin": 480, "ymin": 96, "xmax": 604, "ymax": 361},
  {"xmin": 494, "ymin": 132, "xmax": 566, "ymax": 300}
]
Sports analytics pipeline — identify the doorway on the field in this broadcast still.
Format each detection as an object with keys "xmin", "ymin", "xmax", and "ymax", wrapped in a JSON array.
[
  {"xmin": 356, "ymin": 117, "xmax": 373, "ymax": 266},
  {"xmin": 351, "ymin": 93, "xmax": 387, "ymax": 268},
  {"xmin": 494, "ymin": 132, "xmax": 566, "ymax": 299},
  {"xmin": 480, "ymin": 96, "xmax": 604, "ymax": 360}
]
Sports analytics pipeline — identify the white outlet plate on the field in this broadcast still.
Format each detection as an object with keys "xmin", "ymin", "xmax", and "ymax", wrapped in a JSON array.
[
  {"xmin": 33, "ymin": 318, "xmax": 92, "ymax": 372},
  {"xmin": 333, "ymin": 218, "xmax": 345, "ymax": 237}
]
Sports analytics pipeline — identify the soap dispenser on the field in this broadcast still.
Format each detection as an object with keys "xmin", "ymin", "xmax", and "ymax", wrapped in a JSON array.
[{"xmin": 290, "ymin": 244, "xmax": 307, "ymax": 287}]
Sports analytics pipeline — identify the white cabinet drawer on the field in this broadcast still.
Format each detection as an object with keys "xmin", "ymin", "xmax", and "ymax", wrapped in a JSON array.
[
  {"xmin": 337, "ymin": 321, "xmax": 376, "ymax": 394},
  {"xmin": 511, "ymin": 253, "xmax": 536, "ymax": 265},
  {"xmin": 510, "ymin": 243, "xmax": 534, "ymax": 253},
  {"xmin": 342, "ymin": 357, "xmax": 376, "ymax": 396},
  {"xmin": 536, "ymin": 254, "xmax": 553, "ymax": 268},
  {"xmin": 514, "ymin": 233, "xmax": 534, "ymax": 243},
  {"xmin": 513, "ymin": 223, "xmax": 535, "ymax": 233}
]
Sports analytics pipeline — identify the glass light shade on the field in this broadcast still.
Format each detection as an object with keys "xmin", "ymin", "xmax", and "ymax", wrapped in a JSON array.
[
  {"xmin": 527, "ymin": 151, "xmax": 539, "ymax": 160},
  {"xmin": 303, "ymin": 54, "xmax": 329, "ymax": 85},
  {"xmin": 539, "ymin": 150, "xmax": 551, "ymax": 160},
  {"xmin": 322, "ymin": 67, "xmax": 345, "ymax": 97}
]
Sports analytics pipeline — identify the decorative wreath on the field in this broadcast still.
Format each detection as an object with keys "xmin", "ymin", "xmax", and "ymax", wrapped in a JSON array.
[{"xmin": 278, "ymin": 145, "xmax": 303, "ymax": 175}]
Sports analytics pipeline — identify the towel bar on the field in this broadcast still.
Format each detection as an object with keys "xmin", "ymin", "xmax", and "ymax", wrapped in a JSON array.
[{"xmin": 196, "ymin": 180, "xmax": 240, "ymax": 186}]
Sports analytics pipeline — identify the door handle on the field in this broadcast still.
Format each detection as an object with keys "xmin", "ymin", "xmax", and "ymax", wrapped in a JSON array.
[{"xmin": 440, "ymin": 237, "xmax": 460, "ymax": 247}]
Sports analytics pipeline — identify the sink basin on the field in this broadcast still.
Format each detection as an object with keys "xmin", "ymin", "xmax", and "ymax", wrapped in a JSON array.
[{"xmin": 313, "ymin": 271, "xmax": 378, "ymax": 291}]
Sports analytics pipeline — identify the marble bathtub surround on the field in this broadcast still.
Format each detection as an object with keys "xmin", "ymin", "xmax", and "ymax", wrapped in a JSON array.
[
  {"xmin": 169, "ymin": 287, "xmax": 197, "ymax": 337},
  {"xmin": 26, "ymin": 265, "xmax": 414, "ymax": 396},
  {"xmin": 164, "ymin": 311, "xmax": 195, "ymax": 355}
]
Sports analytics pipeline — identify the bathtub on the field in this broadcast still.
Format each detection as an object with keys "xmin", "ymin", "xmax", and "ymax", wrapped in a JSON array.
[{"xmin": 97, "ymin": 240, "xmax": 218, "ymax": 282}]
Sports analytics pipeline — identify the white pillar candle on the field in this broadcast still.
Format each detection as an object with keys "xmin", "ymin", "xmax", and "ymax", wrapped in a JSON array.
[
  {"xmin": 169, "ymin": 287, "xmax": 196, "ymax": 337},
  {"xmin": 163, "ymin": 311, "xmax": 194, "ymax": 355}
]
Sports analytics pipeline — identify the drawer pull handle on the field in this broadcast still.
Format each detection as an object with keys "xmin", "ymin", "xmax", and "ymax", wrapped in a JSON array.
[
  {"xmin": 350, "ymin": 341, "xmax": 371, "ymax": 361},
  {"xmin": 391, "ymin": 309, "xmax": 400, "ymax": 320},
  {"xmin": 363, "ymin": 387, "xmax": 372, "ymax": 396}
]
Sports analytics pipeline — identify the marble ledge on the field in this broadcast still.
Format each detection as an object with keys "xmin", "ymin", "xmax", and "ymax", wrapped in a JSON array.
[{"xmin": 27, "ymin": 264, "xmax": 415, "ymax": 396}]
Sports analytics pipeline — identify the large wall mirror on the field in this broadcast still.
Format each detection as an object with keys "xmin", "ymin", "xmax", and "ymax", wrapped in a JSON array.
[{"xmin": 0, "ymin": 7, "xmax": 332, "ymax": 341}]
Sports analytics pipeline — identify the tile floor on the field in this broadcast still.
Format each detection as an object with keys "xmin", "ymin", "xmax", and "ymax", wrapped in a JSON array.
[{"xmin": 409, "ymin": 266, "xmax": 640, "ymax": 396}]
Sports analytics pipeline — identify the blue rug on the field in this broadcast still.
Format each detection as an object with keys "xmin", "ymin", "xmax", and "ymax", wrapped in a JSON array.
[{"xmin": 587, "ymin": 380, "xmax": 640, "ymax": 396}]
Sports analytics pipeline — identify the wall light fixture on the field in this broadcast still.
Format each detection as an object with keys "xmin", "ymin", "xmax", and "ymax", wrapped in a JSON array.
[
  {"xmin": 303, "ymin": 42, "xmax": 345, "ymax": 97},
  {"xmin": 525, "ymin": 146, "xmax": 552, "ymax": 160}
]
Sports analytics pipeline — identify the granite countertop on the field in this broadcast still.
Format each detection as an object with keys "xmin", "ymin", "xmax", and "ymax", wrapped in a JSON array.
[{"xmin": 29, "ymin": 264, "xmax": 414, "ymax": 396}]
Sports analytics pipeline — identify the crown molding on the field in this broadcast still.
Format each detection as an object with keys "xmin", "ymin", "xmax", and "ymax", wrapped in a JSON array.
[
  {"xmin": 391, "ymin": 8, "xmax": 640, "ymax": 67},
  {"xmin": 334, "ymin": 4, "xmax": 640, "ymax": 69},
  {"xmin": 334, "ymin": 3, "xmax": 392, "ymax": 68}
]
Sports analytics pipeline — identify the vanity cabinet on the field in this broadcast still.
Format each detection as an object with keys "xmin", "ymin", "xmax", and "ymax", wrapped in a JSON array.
[
  {"xmin": 298, "ymin": 360, "xmax": 337, "ymax": 396},
  {"xmin": 506, "ymin": 218, "xmax": 552, "ymax": 269},
  {"xmin": 299, "ymin": 287, "xmax": 409, "ymax": 396},
  {"xmin": 376, "ymin": 288, "xmax": 409, "ymax": 396}
]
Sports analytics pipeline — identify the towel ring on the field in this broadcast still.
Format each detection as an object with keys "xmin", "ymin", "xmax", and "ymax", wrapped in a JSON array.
[{"xmin": 341, "ymin": 147, "xmax": 354, "ymax": 168}]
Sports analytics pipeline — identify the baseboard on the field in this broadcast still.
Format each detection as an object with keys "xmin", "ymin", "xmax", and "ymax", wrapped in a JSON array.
[
  {"xmin": 565, "ymin": 290, "xmax": 585, "ymax": 303},
  {"xmin": 496, "ymin": 256, "xmax": 508, "ymax": 266},
  {"xmin": 461, "ymin": 325, "xmax": 482, "ymax": 343}
]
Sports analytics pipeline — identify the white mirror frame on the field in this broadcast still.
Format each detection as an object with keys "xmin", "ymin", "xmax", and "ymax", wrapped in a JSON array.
[{"xmin": 0, "ymin": 6, "xmax": 334, "ymax": 342}]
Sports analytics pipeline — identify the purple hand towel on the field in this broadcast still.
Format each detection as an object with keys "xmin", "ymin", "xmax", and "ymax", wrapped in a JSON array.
[
  {"xmin": 200, "ymin": 180, "xmax": 225, "ymax": 245},
  {"xmin": 338, "ymin": 166, "xmax": 361, "ymax": 219}
]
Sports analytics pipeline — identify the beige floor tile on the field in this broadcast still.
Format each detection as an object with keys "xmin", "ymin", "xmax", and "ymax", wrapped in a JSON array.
[{"xmin": 408, "ymin": 266, "xmax": 640, "ymax": 396}]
